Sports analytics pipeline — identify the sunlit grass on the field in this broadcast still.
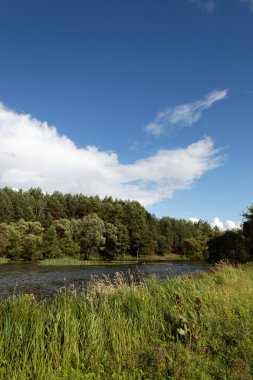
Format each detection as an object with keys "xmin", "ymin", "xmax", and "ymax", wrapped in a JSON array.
[
  {"xmin": 39, "ymin": 253, "xmax": 186, "ymax": 266},
  {"xmin": 39, "ymin": 256, "xmax": 138, "ymax": 266},
  {"xmin": 39, "ymin": 257, "xmax": 86, "ymax": 266},
  {"xmin": 0, "ymin": 263, "xmax": 252, "ymax": 379},
  {"xmin": 0, "ymin": 257, "xmax": 9, "ymax": 264}
]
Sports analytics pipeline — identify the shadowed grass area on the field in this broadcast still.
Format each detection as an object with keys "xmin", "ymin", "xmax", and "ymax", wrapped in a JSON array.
[{"xmin": 0, "ymin": 263, "xmax": 252, "ymax": 379}]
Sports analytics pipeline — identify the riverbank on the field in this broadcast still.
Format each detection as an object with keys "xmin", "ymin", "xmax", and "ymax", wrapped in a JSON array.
[
  {"xmin": 0, "ymin": 254, "xmax": 187, "ymax": 266},
  {"xmin": 0, "ymin": 263, "xmax": 252, "ymax": 379},
  {"xmin": 0, "ymin": 258, "xmax": 9, "ymax": 264},
  {"xmin": 39, "ymin": 253, "xmax": 186, "ymax": 266}
]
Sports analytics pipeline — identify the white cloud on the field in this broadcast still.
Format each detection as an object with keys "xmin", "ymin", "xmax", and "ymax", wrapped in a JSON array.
[
  {"xmin": 189, "ymin": 217, "xmax": 200, "ymax": 223},
  {"xmin": 211, "ymin": 217, "xmax": 224, "ymax": 230},
  {"xmin": 225, "ymin": 219, "xmax": 242, "ymax": 230},
  {"xmin": 211, "ymin": 217, "xmax": 241, "ymax": 231},
  {"xmin": 0, "ymin": 102, "xmax": 222, "ymax": 206},
  {"xmin": 189, "ymin": 0, "xmax": 216, "ymax": 13},
  {"xmin": 144, "ymin": 89, "xmax": 228, "ymax": 136}
]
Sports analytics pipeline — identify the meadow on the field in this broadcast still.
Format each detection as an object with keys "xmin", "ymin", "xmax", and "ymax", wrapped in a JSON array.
[{"xmin": 0, "ymin": 263, "xmax": 252, "ymax": 379}]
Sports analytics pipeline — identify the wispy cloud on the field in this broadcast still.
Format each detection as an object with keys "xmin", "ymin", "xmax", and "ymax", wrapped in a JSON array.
[
  {"xmin": 189, "ymin": 0, "xmax": 216, "ymax": 13},
  {"xmin": 190, "ymin": 0, "xmax": 253, "ymax": 12},
  {"xmin": 144, "ymin": 89, "xmax": 228, "ymax": 136},
  {"xmin": 0, "ymin": 102, "xmax": 222, "ymax": 207},
  {"xmin": 241, "ymin": 0, "xmax": 253, "ymax": 11}
]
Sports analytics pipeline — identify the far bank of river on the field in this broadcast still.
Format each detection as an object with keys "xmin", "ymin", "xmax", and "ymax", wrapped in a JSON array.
[{"xmin": 0, "ymin": 260, "xmax": 208, "ymax": 299}]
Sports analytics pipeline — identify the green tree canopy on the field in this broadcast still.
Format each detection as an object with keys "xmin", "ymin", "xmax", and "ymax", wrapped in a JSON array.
[{"xmin": 79, "ymin": 213, "xmax": 105, "ymax": 259}]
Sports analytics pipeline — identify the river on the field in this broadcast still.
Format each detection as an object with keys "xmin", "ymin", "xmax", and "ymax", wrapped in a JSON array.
[{"xmin": 0, "ymin": 261, "xmax": 208, "ymax": 299}]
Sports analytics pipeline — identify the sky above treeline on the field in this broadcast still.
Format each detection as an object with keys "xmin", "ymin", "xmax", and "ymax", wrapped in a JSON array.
[{"xmin": 0, "ymin": 0, "xmax": 252, "ymax": 229}]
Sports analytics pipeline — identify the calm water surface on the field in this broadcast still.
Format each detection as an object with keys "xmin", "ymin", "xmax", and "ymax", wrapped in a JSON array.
[{"xmin": 0, "ymin": 261, "xmax": 208, "ymax": 299}]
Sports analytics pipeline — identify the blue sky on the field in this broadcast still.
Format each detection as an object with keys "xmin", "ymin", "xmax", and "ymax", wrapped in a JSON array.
[{"xmin": 0, "ymin": 0, "xmax": 252, "ymax": 228}]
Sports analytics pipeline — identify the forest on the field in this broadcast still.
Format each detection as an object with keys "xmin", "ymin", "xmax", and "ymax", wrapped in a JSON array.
[{"xmin": 0, "ymin": 187, "xmax": 252, "ymax": 263}]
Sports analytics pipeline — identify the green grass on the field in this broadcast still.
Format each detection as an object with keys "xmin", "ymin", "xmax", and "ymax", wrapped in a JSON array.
[
  {"xmin": 0, "ymin": 257, "xmax": 9, "ymax": 264},
  {"xmin": 39, "ymin": 256, "xmax": 138, "ymax": 266},
  {"xmin": 39, "ymin": 257, "xmax": 87, "ymax": 266},
  {"xmin": 0, "ymin": 263, "xmax": 252, "ymax": 379},
  {"xmin": 39, "ymin": 253, "xmax": 186, "ymax": 266}
]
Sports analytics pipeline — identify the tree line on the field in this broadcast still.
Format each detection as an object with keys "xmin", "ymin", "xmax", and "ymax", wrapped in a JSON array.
[{"xmin": 0, "ymin": 187, "xmax": 252, "ymax": 262}]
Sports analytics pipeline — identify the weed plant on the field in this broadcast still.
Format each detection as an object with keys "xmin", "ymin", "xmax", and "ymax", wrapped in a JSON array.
[{"xmin": 0, "ymin": 263, "xmax": 252, "ymax": 379}]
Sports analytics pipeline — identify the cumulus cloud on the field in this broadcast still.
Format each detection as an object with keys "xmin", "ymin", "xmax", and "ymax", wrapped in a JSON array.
[
  {"xmin": 0, "ymin": 102, "xmax": 222, "ymax": 206},
  {"xmin": 189, "ymin": 0, "xmax": 216, "ymax": 13},
  {"xmin": 189, "ymin": 217, "xmax": 200, "ymax": 223},
  {"xmin": 144, "ymin": 89, "xmax": 228, "ymax": 136},
  {"xmin": 211, "ymin": 217, "xmax": 241, "ymax": 231}
]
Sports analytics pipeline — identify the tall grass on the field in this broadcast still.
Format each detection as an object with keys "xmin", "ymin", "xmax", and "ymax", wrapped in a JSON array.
[
  {"xmin": 0, "ymin": 263, "xmax": 252, "ymax": 379},
  {"xmin": 40, "ymin": 255, "xmax": 140, "ymax": 266},
  {"xmin": 39, "ymin": 257, "xmax": 138, "ymax": 266},
  {"xmin": 0, "ymin": 257, "xmax": 9, "ymax": 264},
  {"xmin": 39, "ymin": 253, "xmax": 186, "ymax": 266},
  {"xmin": 39, "ymin": 257, "xmax": 87, "ymax": 266}
]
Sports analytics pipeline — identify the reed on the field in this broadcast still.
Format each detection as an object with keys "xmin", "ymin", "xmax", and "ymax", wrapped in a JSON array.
[{"xmin": 0, "ymin": 263, "xmax": 252, "ymax": 379}]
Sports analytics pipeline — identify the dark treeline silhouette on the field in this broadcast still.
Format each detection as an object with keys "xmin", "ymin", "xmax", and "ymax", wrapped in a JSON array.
[
  {"xmin": 207, "ymin": 205, "xmax": 253, "ymax": 263},
  {"xmin": 0, "ymin": 187, "xmax": 252, "ymax": 262}
]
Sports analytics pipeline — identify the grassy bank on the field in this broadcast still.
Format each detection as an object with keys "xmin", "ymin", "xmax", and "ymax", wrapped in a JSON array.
[
  {"xmin": 0, "ymin": 263, "xmax": 252, "ymax": 379},
  {"xmin": 0, "ymin": 257, "xmax": 9, "ymax": 264},
  {"xmin": 39, "ymin": 257, "xmax": 90, "ymax": 266},
  {"xmin": 39, "ymin": 256, "xmax": 139, "ymax": 266},
  {"xmin": 39, "ymin": 253, "xmax": 185, "ymax": 266}
]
